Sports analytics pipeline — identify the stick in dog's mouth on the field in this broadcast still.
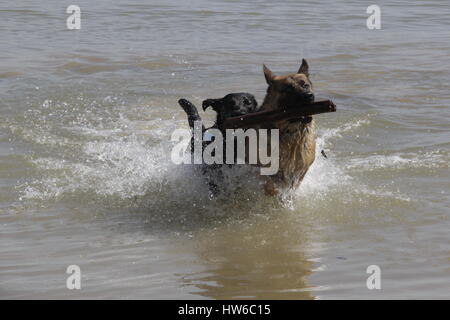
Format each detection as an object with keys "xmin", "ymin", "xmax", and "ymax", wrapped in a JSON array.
[{"xmin": 221, "ymin": 99, "xmax": 336, "ymax": 129}]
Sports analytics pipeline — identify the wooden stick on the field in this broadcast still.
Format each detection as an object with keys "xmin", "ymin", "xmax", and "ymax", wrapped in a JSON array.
[{"xmin": 221, "ymin": 100, "xmax": 336, "ymax": 129}]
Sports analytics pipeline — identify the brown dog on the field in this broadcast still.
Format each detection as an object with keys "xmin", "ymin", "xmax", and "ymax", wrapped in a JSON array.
[{"xmin": 257, "ymin": 59, "xmax": 317, "ymax": 196}]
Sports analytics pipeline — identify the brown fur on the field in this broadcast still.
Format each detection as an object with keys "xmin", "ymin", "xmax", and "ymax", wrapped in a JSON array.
[{"xmin": 258, "ymin": 59, "xmax": 317, "ymax": 196}]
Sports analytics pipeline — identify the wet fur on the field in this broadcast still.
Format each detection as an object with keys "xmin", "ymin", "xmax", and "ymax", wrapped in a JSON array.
[
  {"xmin": 178, "ymin": 59, "xmax": 317, "ymax": 197},
  {"xmin": 257, "ymin": 59, "xmax": 317, "ymax": 195},
  {"xmin": 178, "ymin": 93, "xmax": 259, "ymax": 195}
]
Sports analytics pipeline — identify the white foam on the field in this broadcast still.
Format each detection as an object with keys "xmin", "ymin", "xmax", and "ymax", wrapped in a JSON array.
[
  {"xmin": 346, "ymin": 151, "xmax": 449, "ymax": 171},
  {"xmin": 319, "ymin": 119, "xmax": 370, "ymax": 141},
  {"xmin": 19, "ymin": 107, "xmax": 428, "ymax": 212}
]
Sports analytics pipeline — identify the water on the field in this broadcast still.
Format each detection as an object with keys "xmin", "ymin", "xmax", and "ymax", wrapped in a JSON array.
[{"xmin": 1, "ymin": 0, "xmax": 449, "ymax": 299}]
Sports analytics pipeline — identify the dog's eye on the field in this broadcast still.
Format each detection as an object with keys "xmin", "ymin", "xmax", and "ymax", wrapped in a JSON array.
[
  {"xmin": 282, "ymin": 85, "xmax": 295, "ymax": 93},
  {"xmin": 243, "ymin": 98, "xmax": 250, "ymax": 106},
  {"xmin": 303, "ymin": 84, "xmax": 310, "ymax": 90}
]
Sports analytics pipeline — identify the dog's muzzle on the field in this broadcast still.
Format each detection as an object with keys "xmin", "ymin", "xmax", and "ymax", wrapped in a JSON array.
[
  {"xmin": 302, "ymin": 92, "xmax": 315, "ymax": 103},
  {"xmin": 202, "ymin": 99, "xmax": 221, "ymax": 112}
]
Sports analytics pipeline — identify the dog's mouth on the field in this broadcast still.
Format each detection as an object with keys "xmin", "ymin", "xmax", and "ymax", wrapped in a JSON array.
[
  {"xmin": 202, "ymin": 99, "xmax": 221, "ymax": 112},
  {"xmin": 281, "ymin": 92, "xmax": 315, "ymax": 109},
  {"xmin": 296, "ymin": 92, "xmax": 315, "ymax": 105},
  {"xmin": 302, "ymin": 92, "xmax": 315, "ymax": 103},
  {"xmin": 283, "ymin": 93, "xmax": 315, "ymax": 124}
]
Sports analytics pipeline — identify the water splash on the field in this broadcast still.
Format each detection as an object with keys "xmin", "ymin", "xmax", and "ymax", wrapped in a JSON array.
[{"xmin": 16, "ymin": 95, "xmax": 429, "ymax": 218}]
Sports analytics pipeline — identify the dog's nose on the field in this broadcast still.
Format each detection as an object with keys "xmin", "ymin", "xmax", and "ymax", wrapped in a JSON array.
[
  {"xmin": 304, "ymin": 93, "xmax": 315, "ymax": 101},
  {"xmin": 202, "ymin": 98, "xmax": 222, "ymax": 111},
  {"xmin": 202, "ymin": 99, "xmax": 214, "ymax": 111}
]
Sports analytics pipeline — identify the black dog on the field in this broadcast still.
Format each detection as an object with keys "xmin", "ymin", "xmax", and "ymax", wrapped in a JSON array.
[
  {"xmin": 179, "ymin": 93, "xmax": 259, "ymax": 130},
  {"xmin": 178, "ymin": 93, "xmax": 259, "ymax": 195},
  {"xmin": 178, "ymin": 92, "xmax": 259, "ymax": 148},
  {"xmin": 202, "ymin": 93, "xmax": 259, "ymax": 128}
]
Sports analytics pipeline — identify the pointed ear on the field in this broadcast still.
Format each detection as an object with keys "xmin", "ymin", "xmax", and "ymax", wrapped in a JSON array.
[
  {"xmin": 263, "ymin": 64, "xmax": 275, "ymax": 84},
  {"xmin": 298, "ymin": 59, "xmax": 309, "ymax": 76}
]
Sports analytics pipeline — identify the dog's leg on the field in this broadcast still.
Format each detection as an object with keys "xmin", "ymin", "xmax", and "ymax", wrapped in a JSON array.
[{"xmin": 201, "ymin": 164, "xmax": 223, "ymax": 197}]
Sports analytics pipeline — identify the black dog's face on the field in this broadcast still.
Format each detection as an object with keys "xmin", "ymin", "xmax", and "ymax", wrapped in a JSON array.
[{"xmin": 202, "ymin": 93, "xmax": 259, "ymax": 119}]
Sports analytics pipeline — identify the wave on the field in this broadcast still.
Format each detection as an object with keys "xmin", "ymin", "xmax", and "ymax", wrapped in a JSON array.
[
  {"xmin": 14, "ymin": 94, "xmax": 438, "ymax": 218},
  {"xmin": 346, "ymin": 151, "xmax": 449, "ymax": 171}
]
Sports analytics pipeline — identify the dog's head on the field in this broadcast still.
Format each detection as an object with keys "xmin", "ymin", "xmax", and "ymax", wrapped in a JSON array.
[
  {"xmin": 262, "ymin": 59, "xmax": 314, "ymax": 110},
  {"xmin": 202, "ymin": 92, "xmax": 259, "ymax": 120}
]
